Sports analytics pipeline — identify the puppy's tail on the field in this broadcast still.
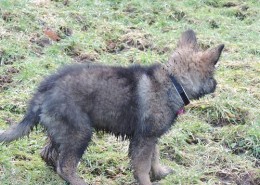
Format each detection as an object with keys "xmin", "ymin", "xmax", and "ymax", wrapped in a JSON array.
[{"xmin": 0, "ymin": 106, "xmax": 40, "ymax": 143}]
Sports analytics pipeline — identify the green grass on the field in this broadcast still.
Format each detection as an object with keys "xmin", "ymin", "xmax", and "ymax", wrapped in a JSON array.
[{"xmin": 0, "ymin": 0, "xmax": 259, "ymax": 184}]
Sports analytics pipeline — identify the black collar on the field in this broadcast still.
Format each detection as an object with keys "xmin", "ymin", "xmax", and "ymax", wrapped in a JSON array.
[{"xmin": 169, "ymin": 75, "xmax": 190, "ymax": 106}]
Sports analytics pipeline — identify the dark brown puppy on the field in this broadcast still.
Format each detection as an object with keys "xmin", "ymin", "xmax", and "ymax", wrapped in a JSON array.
[{"xmin": 0, "ymin": 30, "xmax": 224, "ymax": 185}]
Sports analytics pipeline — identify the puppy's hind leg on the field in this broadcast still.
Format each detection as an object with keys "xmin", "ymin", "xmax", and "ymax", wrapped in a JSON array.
[
  {"xmin": 40, "ymin": 137, "xmax": 59, "ymax": 169},
  {"xmin": 42, "ymin": 113, "xmax": 93, "ymax": 185},
  {"xmin": 56, "ymin": 128, "xmax": 92, "ymax": 185}
]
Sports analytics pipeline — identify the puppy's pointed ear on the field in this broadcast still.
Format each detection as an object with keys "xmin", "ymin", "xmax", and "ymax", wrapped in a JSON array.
[
  {"xmin": 203, "ymin": 44, "xmax": 224, "ymax": 65},
  {"xmin": 177, "ymin": 29, "xmax": 198, "ymax": 49}
]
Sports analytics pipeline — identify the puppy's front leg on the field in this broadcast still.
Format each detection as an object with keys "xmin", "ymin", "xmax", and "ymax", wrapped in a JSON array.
[
  {"xmin": 151, "ymin": 145, "xmax": 173, "ymax": 181},
  {"xmin": 129, "ymin": 137, "xmax": 156, "ymax": 185}
]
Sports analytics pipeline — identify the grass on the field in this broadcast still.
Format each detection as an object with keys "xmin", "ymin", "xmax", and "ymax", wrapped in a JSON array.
[{"xmin": 0, "ymin": 0, "xmax": 259, "ymax": 184}]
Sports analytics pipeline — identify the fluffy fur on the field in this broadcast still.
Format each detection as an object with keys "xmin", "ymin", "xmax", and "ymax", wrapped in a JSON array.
[{"xmin": 0, "ymin": 30, "xmax": 224, "ymax": 185}]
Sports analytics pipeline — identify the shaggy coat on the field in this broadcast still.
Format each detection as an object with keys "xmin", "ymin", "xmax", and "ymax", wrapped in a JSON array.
[{"xmin": 0, "ymin": 30, "xmax": 224, "ymax": 185}]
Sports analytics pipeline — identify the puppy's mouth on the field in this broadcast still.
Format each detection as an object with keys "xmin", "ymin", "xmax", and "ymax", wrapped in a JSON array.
[{"xmin": 198, "ymin": 79, "xmax": 217, "ymax": 98}]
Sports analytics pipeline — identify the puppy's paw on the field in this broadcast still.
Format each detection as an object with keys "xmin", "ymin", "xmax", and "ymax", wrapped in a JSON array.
[{"xmin": 151, "ymin": 165, "xmax": 174, "ymax": 181}]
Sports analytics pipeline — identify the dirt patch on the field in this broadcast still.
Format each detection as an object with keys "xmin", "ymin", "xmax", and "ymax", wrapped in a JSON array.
[
  {"xmin": 0, "ymin": 67, "xmax": 20, "ymax": 91},
  {"xmin": 69, "ymin": 13, "xmax": 95, "ymax": 31},
  {"xmin": 43, "ymin": 27, "xmax": 61, "ymax": 41},
  {"xmin": 185, "ymin": 134, "xmax": 209, "ymax": 145},
  {"xmin": 123, "ymin": 5, "xmax": 138, "ymax": 14},
  {"xmin": 58, "ymin": 26, "xmax": 73, "ymax": 38},
  {"xmin": 2, "ymin": 12, "xmax": 16, "ymax": 22},
  {"xmin": 153, "ymin": 46, "xmax": 171, "ymax": 55},
  {"xmin": 74, "ymin": 53, "xmax": 99, "ymax": 63},
  {"xmin": 204, "ymin": 0, "xmax": 221, "ymax": 8},
  {"xmin": 223, "ymin": 2, "xmax": 237, "ymax": 8},
  {"xmin": 104, "ymin": 166, "xmax": 128, "ymax": 179},
  {"xmin": 209, "ymin": 117, "xmax": 246, "ymax": 127},
  {"xmin": 70, "ymin": 13, "xmax": 86, "ymax": 24},
  {"xmin": 161, "ymin": 145, "xmax": 191, "ymax": 167},
  {"xmin": 106, "ymin": 40, "xmax": 125, "ymax": 53},
  {"xmin": 36, "ymin": 37, "xmax": 52, "ymax": 47},
  {"xmin": 62, "ymin": 42, "xmax": 99, "ymax": 62},
  {"xmin": 198, "ymin": 42, "xmax": 211, "ymax": 50},
  {"xmin": 81, "ymin": 25, "xmax": 90, "ymax": 32},
  {"xmin": 4, "ymin": 55, "xmax": 25, "ymax": 65},
  {"xmin": 168, "ymin": 10, "xmax": 186, "ymax": 22},
  {"xmin": 89, "ymin": 167, "xmax": 126, "ymax": 179},
  {"xmin": 2, "ymin": 117, "xmax": 15, "ymax": 125},
  {"xmin": 6, "ymin": 67, "xmax": 19, "ymax": 74},
  {"xmin": 121, "ymin": 30, "xmax": 153, "ymax": 51},
  {"xmin": 30, "ymin": 35, "xmax": 51, "ymax": 48},
  {"xmin": 235, "ymin": 11, "xmax": 246, "ymax": 20},
  {"xmin": 64, "ymin": 44, "xmax": 82, "ymax": 57},
  {"xmin": 0, "ymin": 75, "xmax": 13, "ymax": 90},
  {"xmin": 14, "ymin": 153, "xmax": 32, "ymax": 161},
  {"xmin": 240, "ymin": 5, "xmax": 249, "ymax": 11},
  {"xmin": 90, "ymin": 167, "xmax": 102, "ymax": 176},
  {"xmin": 29, "ymin": 33, "xmax": 51, "ymax": 55},
  {"xmin": 255, "ymin": 160, "xmax": 260, "ymax": 168},
  {"xmin": 63, "ymin": 0, "xmax": 69, "ymax": 6},
  {"xmin": 104, "ymin": 29, "xmax": 154, "ymax": 54},
  {"xmin": 31, "ymin": 25, "xmax": 72, "ymax": 45},
  {"xmin": 216, "ymin": 170, "xmax": 260, "ymax": 185},
  {"xmin": 0, "ymin": 50, "xmax": 25, "ymax": 65},
  {"xmin": 208, "ymin": 20, "xmax": 219, "ymax": 29},
  {"xmin": 84, "ymin": 157, "xmax": 128, "ymax": 179}
]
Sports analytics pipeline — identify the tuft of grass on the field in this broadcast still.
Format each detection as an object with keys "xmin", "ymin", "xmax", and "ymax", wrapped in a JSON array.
[{"xmin": 189, "ymin": 97, "xmax": 249, "ymax": 126}]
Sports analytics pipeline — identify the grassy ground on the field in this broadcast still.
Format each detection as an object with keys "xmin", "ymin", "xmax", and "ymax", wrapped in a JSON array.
[{"xmin": 0, "ymin": 0, "xmax": 259, "ymax": 184}]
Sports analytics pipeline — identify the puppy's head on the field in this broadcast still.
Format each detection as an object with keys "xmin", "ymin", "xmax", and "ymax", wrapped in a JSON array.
[{"xmin": 168, "ymin": 29, "xmax": 224, "ymax": 100}]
